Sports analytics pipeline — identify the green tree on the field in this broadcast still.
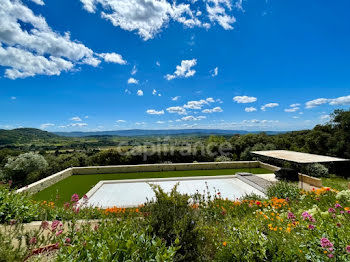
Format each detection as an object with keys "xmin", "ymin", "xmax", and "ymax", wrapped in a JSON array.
[{"xmin": 2, "ymin": 152, "xmax": 48, "ymax": 185}]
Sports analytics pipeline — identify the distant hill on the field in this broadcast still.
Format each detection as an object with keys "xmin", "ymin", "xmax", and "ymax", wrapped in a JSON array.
[
  {"xmin": 54, "ymin": 129, "xmax": 283, "ymax": 137},
  {"xmin": 0, "ymin": 128, "xmax": 59, "ymax": 144}
]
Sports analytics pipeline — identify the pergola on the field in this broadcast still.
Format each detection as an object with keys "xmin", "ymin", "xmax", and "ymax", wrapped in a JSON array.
[{"xmin": 251, "ymin": 150, "xmax": 349, "ymax": 164}]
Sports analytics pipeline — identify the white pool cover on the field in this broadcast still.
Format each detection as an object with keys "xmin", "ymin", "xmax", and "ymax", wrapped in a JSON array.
[{"xmin": 83, "ymin": 175, "xmax": 265, "ymax": 208}]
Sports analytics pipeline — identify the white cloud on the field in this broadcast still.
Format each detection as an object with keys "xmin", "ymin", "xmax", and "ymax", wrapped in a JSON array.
[
  {"xmin": 165, "ymin": 59, "xmax": 197, "ymax": 80},
  {"xmin": 146, "ymin": 109, "xmax": 165, "ymax": 115},
  {"xmin": 166, "ymin": 106, "xmax": 187, "ymax": 115},
  {"xmin": 40, "ymin": 123, "xmax": 54, "ymax": 129},
  {"xmin": 206, "ymin": 0, "xmax": 236, "ymax": 30},
  {"xmin": 0, "ymin": 0, "xmax": 126, "ymax": 79},
  {"xmin": 181, "ymin": 115, "xmax": 206, "ymax": 121},
  {"xmin": 84, "ymin": 116, "xmax": 89, "ymax": 119},
  {"xmin": 116, "ymin": 120, "xmax": 126, "ymax": 123},
  {"xmin": 135, "ymin": 121, "xmax": 146, "ymax": 125},
  {"xmin": 320, "ymin": 114, "xmax": 331, "ymax": 121},
  {"xmin": 11, "ymin": 96, "xmax": 16, "ymax": 100},
  {"xmin": 329, "ymin": 95, "xmax": 350, "ymax": 106},
  {"xmin": 285, "ymin": 107, "xmax": 300, "ymax": 113},
  {"xmin": 156, "ymin": 61, "xmax": 160, "ymax": 66},
  {"xmin": 172, "ymin": 96, "xmax": 181, "ymax": 101},
  {"xmin": 98, "ymin": 53, "xmax": 126, "ymax": 64},
  {"xmin": 69, "ymin": 123, "xmax": 88, "ymax": 127},
  {"xmin": 80, "ymin": 0, "xmax": 203, "ymax": 41},
  {"xmin": 152, "ymin": 89, "xmax": 157, "ymax": 95},
  {"xmin": 233, "ymin": 96, "xmax": 257, "ymax": 103},
  {"xmin": 156, "ymin": 121, "xmax": 165, "ymax": 124},
  {"xmin": 137, "ymin": 90, "xmax": 143, "ymax": 96},
  {"xmin": 128, "ymin": 77, "xmax": 139, "ymax": 84},
  {"xmin": 245, "ymin": 107, "xmax": 257, "ymax": 112},
  {"xmin": 202, "ymin": 107, "xmax": 223, "ymax": 113},
  {"xmin": 206, "ymin": 97, "xmax": 215, "ymax": 103},
  {"xmin": 305, "ymin": 95, "xmax": 350, "ymax": 109},
  {"xmin": 70, "ymin": 116, "xmax": 82, "ymax": 122},
  {"xmin": 30, "ymin": 0, "xmax": 45, "ymax": 5},
  {"xmin": 211, "ymin": 67, "xmax": 218, "ymax": 77},
  {"xmin": 261, "ymin": 103, "xmax": 279, "ymax": 111},
  {"xmin": 125, "ymin": 89, "xmax": 131, "ymax": 94},
  {"xmin": 305, "ymin": 98, "xmax": 329, "ymax": 109},
  {"xmin": 290, "ymin": 103, "xmax": 300, "ymax": 107},
  {"xmin": 183, "ymin": 99, "xmax": 209, "ymax": 109},
  {"xmin": 131, "ymin": 65, "xmax": 137, "ymax": 75}
]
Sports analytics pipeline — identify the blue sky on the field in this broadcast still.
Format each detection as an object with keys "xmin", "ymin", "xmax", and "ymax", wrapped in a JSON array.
[{"xmin": 1, "ymin": 0, "xmax": 350, "ymax": 132}]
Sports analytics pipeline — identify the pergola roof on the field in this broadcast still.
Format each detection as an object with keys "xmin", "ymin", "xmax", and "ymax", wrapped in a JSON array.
[{"xmin": 251, "ymin": 150, "xmax": 349, "ymax": 164}]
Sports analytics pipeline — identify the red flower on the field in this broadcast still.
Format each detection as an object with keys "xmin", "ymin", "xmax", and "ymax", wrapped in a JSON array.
[{"xmin": 256, "ymin": 201, "xmax": 261, "ymax": 205}]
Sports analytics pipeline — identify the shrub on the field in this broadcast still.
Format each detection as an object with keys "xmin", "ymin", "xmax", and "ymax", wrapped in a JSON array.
[
  {"xmin": 336, "ymin": 190, "xmax": 350, "ymax": 202},
  {"xmin": 0, "ymin": 186, "xmax": 40, "ymax": 223},
  {"xmin": 3, "ymin": 152, "xmax": 48, "ymax": 185},
  {"xmin": 274, "ymin": 168, "xmax": 299, "ymax": 181},
  {"xmin": 266, "ymin": 181, "xmax": 300, "ymax": 200},
  {"xmin": 57, "ymin": 219, "xmax": 178, "ymax": 261},
  {"xmin": 215, "ymin": 156, "xmax": 232, "ymax": 162},
  {"xmin": 305, "ymin": 163, "xmax": 329, "ymax": 178},
  {"xmin": 143, "ymin": 184, "xmax": 206, "ymax": 262}
]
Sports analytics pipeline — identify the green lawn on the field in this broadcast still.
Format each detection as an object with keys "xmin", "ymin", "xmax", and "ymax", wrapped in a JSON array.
[
  {"xmin": 322, "ymin": 176, "xmax": 350, "ymax": 191},
  {"xmin": 32, "ymin": 168, "xmax": 271, "ymax": 206}
]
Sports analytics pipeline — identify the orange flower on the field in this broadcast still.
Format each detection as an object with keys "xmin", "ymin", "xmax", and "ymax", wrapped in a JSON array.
[{"xmin": 223, "ymin": 241, "xmax": 227, "ymax": 247}]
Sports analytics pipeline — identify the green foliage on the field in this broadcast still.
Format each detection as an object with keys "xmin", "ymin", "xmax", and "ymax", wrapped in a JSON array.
[
  {"xmin": 2, "ymin": 152, "xmax": 48, "ymax": 185},
  {"xmin": 266, "ymin": 181, "xmax": 300, "ymax": 200},
  {"xmin": 0, "ymin": 186, "xmax": 40, "ymax": 223},
  {"xmin": 143, "ymin": 184, "xmax": 206, "ymax": 262},
  {"xmin": 214, "ymin": 156, "xmax": 232, "ymax": 162},
  {"xmin": 57, "ymin": 219, "xmax": 178, "ymax": 261},
  {"xmin": 305, "ymin": 163, "xmax": 329, "ymax": 178}
]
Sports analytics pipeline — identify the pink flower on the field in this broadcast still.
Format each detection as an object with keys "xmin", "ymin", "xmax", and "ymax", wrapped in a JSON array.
[
  {"xmin": 328, "ymin": 208, "xmax": 336, "ymax": 213},
  {"xmin": 320, "ymin": 238, "xmax": 333, "ymax": 248},
  {"xmin": 346, "ymin": 246, "xmax": 350, "ymax": 253},
  {"xmin": 94, "ymin": 225, "xmax": 99, "ymax": 231},
  {"xmin": 287, "ymin": 212, "xmax": 296, "ymax": 220},
  {"xmin": 308, "ymin": 224, "xmax": 315, "ymax": 230},
  {"xmin": 51, "ymin": 220, "xmax": 60, "ymax": 231},
  {"xmin": 65, "ymin": 238, "xmax": 71, "ymax": 243},
  {"xmin": 302, "ymin": 212, "xmax": 315, "ymax": 222},
  {"xmin": 83, "ymin": 194, "xmax": 88, "ymax": 200},
  {"xmin": 71, "ymin": 193, "xmax": 79, "ymax": 202},
  {"xmin": 41, "ymin": 221, "xmax": 49, "ymax": 230},
  {"xmin": 29, "ymin": 237, "xmax": 37, "ymax": 244},
  {"xmin": 56, "ymin": 229, "xmax": 63, "ymax": 236},
  {"xmin": 328, "ymin": 254, "xmax": 334, "ymax": 258},
  {"xmin": 335, "ymin": 203, "xmax": 342, "ymax": 209}
]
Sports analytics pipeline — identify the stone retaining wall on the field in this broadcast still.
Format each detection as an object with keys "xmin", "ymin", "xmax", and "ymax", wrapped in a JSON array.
[
  {"xmin": 298, "ymin": 173, "xmax": 323, "ymax": 188},
  {"xmin": 17, "ymin": 168, "xmax": 73, "ymax": 195},
  {"xmin": 18, "ymin": 161, "xmax": 261, "ymax": 194},
  {"xmin": 258, "ymin": 161, "xmax": 281, "ymax": 172}
]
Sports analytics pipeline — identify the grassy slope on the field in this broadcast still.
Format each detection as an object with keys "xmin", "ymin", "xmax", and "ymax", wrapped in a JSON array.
[
  {"xmin": 33, "ymin": 168, "xmax": 271, "ymax": 206},
  {"xmin": 322, "ymin": 176, "xmax": 350, "ymax": 191}
]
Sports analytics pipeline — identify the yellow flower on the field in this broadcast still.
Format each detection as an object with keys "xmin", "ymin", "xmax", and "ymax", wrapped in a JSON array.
[{"xmin": 286, "ymin": 227, "xmax": 291, "ymax": 233}]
